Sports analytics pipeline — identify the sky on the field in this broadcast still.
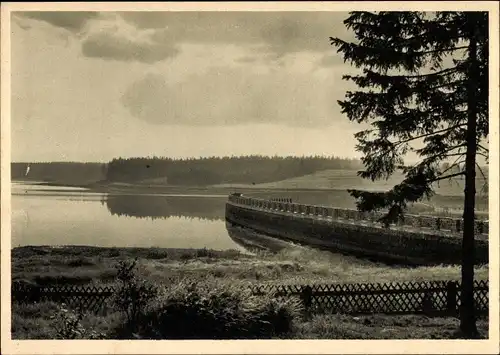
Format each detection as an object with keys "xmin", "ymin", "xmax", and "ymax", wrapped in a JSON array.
[{"xmin": 11, "ymin": 10, "xmax": 374, "ymax": 162}]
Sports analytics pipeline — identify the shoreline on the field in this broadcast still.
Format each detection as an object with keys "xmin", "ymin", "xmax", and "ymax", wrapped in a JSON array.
[
  {"xmin": 12, "ymin": 180, "xmax": 490, "ymax": 221},
  {"xmin": 12, "ymin": 244, "xmax": 489, "ymax": 287},
  {"xmin": 12, "ymin": 178, "xmax": 491, "ymax": 199}
]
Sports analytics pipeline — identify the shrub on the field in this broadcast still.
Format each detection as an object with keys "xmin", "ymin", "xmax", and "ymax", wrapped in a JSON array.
[
  {"xmin": 145, "ymin": 248, "xmax": 169, "ymax": 259},
  {"xmin": 112, "ymin": 278, "xmax": 302, "ymax": 339},
  {"xmin": 110, "ymin": 258, "xmax": 158, "ymax": 334},
  {"xmin": 66, "ymin": 257, "xmax": 96, "ymax": 267},
  {"xmin": 52, "ymin": 304, "xmax": 106, "ymax": 339}
]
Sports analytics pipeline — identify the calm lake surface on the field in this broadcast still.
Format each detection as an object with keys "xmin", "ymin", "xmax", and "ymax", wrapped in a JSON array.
[
  {"xmin": 11, "ymin": 182, "xmax": 361, "ymax": 251},
  {"xmin": 11, "ymin": 182, "xmax": 251, "ymax": 251}
]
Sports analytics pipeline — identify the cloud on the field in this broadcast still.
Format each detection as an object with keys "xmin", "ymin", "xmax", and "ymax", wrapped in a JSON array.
[
  {"xmin": 14, "ymin": 11, "xmax": 355, "ymax": 66},
  {"xmin": 14, "ymin": 11, "xmax": 354, "ymax": 64},
  {"xmin": 121, "ymin": 67, "xmax": 344, "ymax": 127},
  {"xmin": 14, "ymin": 12, "xmax": 180, "ymax": 64},
  {"xmin": 235, "ymin": 56, "xmax": 259, "ymax": 64},
  {"xmin": 317, "ymin": 52, "xmax": 346, "ymax": 67},
  {"xmin": 119, "ymin": 11, "xmax": 353, "ymax": 58},
  {"xmin": 82, "ymin": 33, "xmax": 179, "ymax": 63},
  {"xmin": 15, "ymin": 11, "xmax": 99, "ymax": 33},
  {"xmin": 258, "ymin": 13, "xmax": 343, "ymax": 57},
  {"xmin": 80, "ymin": 14, "xmax": 179, "ymax": 63}
]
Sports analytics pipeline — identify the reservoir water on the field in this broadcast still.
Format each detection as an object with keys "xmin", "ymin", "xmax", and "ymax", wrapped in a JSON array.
[
  {"xmin": 13, "ymin": 181, "xmax": 474, "ymax": 254},
  {"xmin": 11, "ymin": 182, "xmax": 248, "ymax": 251},
  {"xmin": 11, "ymin": 182, "xmax": 364, "ymax": 251}
]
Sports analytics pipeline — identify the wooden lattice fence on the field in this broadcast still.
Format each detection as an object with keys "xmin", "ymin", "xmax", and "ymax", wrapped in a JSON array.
[
  {"xmin": 12, "ymin": 284, "xmax": 115, "ymax": 313},
  {"xmin": 12, "ymin": 280, "xmax": 488, "ymax": 317},
  {"xmin": 251, "ymin": 280, "xmax": 489, "ymax": 316}
]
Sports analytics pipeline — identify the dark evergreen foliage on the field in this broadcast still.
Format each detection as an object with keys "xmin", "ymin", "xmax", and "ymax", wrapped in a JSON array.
[
  {"xmin": 330, "ymin": 11, "xmax": 488, "ymax": 338},
  {"xmin": 104, "ymin": 155, "xmax": 363, "ymax": 186},
  {"xmin": 11, "ymin": 156, "xmax": 362, "ymax": 186}
]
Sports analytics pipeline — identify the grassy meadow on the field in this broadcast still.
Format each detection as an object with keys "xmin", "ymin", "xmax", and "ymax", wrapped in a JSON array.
[
  {"xmin": 12, "ymin": 244, "xmax": 489, "ymax": 288},
  {"xmin": 211, "ymin": 168, "xmax": 488, "ymax": 197},
  {"xmin": 12, "ymin": 244, "xmax": 489, "ymax": 339},
  {"xmin": 12, "ymin": 299, "xmax": 488, "ymax": 340},
  {"xmin": 214, "ymin": 169, "xmax": 489, "ymax": 211}
]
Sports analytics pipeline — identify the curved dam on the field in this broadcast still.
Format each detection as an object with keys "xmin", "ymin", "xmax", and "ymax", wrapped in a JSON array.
[{"xmin": 225, "ymin": 194, "xmax": 489, "ymax": 266}]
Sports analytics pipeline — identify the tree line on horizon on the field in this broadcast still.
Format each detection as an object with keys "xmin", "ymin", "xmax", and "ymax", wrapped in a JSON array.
[
  {"xmin": 11, "ymin": 156, "xmax": 363, "ymax": 186},
  {"xmin": 11, "ymin": 155, "xmax": 487, "ymax": 187},
  {"xmin": 104, "ymin": 155, "xmax": 364, "ymax": 185}
]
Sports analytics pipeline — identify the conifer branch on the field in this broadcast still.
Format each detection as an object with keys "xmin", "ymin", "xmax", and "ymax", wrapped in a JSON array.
[
  {"xmin": 475, "ymin": 162, "xmax": 487, "ymax": 180},
  {"xmin": 395, "ymin": 66, "xmax": 460, "ymax": 79},
  {"xmin": 475, "ymin": 162, "xmax": 488, "ymax": 194},
  {"xmin": 417, "ymin": 46, "xmax": 468, "ymax": 55},
  {"xmin": 431, "ymin": 79, "xmax": 466, "ymax": 91},
  {"xmin": 477, "ymin": 144, "xmax": 488, "ymax": 153},
  {"xmin": 429, "ymin": 171, "xmax": 465, "ymax": 183},
  {"xmin": 394, "ymin": 123, "xmax": 467, "ymax": 147},
  {"xmin": 439, "ymin": 155, "xmax": 466, "ymax": 177},
  {"xmin": 444, "ymin": 152, "xmax": 466, "ymax": 157},
  {"xmin": 476, "ymin": 151, "xmax": 488, "ymax": 159},
  {"xmin": 422, "ymin": 145, "xmax": 467, "ymax": 159},
  {"xmin": 340, "ymin": 22, "xmax": 464, "ymax": 44},
  {"xmin": 409, "ymin": 148, "xmax": 465, "ymax": 172},
  {"xmin": 332, "ymin": 41, "xmax": 468, "ymax": 59}
]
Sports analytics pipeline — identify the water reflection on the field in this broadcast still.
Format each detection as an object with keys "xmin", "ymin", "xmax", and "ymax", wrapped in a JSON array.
[
  {"xmin": 11, "ymin": 184, "xmax": 244, "ymax": 250},
  {"xmin": 105, "ymin": 194, "xmax": 225, "ymax": 221},
  {"xmin": 225, "ymin": 222, "xmax": 293, "ymax": 254},
  {"xmin": 11, "ymin": 183, "xmax": 322, "ymax": 253}
]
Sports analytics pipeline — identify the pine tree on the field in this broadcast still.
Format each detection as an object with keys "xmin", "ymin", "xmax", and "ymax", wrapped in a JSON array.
[{"xmin": 330, "ymin": 11, "xmax": 488, "ymax": 338}]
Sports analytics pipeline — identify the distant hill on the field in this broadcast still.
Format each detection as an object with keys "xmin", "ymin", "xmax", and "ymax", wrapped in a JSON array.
[
  {"xmin": 11, "ymin": 162, "xmax": 107, "ymax": 186},
  {"xmin": 104, "ymin": 155, "xmax": 363, "ymax": 186},
  {"xmin": 11, "ymin": 159, "xmax": 488, "ymax": 198},
  {"xmin": 212, "ymin": 168, "xmax": 489, "ymax": 198}
]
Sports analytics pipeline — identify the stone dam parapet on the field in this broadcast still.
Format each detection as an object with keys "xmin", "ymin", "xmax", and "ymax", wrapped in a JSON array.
[{"xmin": 225, "ymin": 195, "xmax": 489, "ymax": 266}]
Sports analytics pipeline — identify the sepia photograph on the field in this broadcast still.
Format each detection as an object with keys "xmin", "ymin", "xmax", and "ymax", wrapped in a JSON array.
[{"xmin": 1, "ymin": 1, "xmax": 499, "ymax": 354}]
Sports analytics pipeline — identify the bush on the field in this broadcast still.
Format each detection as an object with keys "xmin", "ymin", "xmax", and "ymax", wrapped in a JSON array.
[
  {"xmin": 66, "ymin": 257, "xmax": 96, "ymax": 267},
  {"xmin": 179, "ymin": 248, "xmax": 216, "ymax": 260},
  {"xmin": 112, "ymin": 278, "xmax": 302, "ymax": 339},
  {"xmin": 110, "ymin": 258, "xmax": 158, "ymax": 334},
  {"xmin": 52, "ymin": 304, "xmax": 106, "ymax": 339}
]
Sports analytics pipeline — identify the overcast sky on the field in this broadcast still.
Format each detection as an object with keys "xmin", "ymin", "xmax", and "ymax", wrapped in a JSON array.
[{"xmin": 12, "ymin": 11, "xmax": 379, "ymax": 162}]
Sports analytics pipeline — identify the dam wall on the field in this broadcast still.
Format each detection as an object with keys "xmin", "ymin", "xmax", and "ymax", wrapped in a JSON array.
[{"xmin": 225, "ymin": 195, "xmax": 489, "ymax": 266}]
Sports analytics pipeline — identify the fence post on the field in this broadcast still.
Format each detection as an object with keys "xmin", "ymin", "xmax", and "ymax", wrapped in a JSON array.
[
  {"xmin": 477, "ymin": 221, "xmax": 484, "ymax": 234},
  {"xmin": 301, "ymin": 286, "xmax": 312, "ymax": 311},
  {"xmin": 436, "ymin": 218, "xmax": 441, "ymax": 231},
  {"xmin": 446, "ymin": 281, "xmax": 458, "ymax": 316},
  {"xmin": 456, "ymin": 220, "xmax": 461, "ymax": 233},
  {"xmin": 30, "ymin": 285, "xmax": 42, "ymax": 304}
]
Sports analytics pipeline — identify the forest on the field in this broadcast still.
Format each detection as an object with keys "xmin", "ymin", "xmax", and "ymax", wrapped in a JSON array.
[
  {"xmin": 11, "ymin": 156, "xmax": 485, "ymax": 188},
  {"xmin": 104, "ymin": 155, "xmax": 363, "ymax": 186}
]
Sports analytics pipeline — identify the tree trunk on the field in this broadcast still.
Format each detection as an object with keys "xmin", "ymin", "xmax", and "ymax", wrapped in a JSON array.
[{"xmin": 460, "ymin": 15, "xmax": 479, "ymax": 339}]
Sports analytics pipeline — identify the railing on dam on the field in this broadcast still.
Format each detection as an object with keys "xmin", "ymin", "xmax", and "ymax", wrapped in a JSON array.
[{"xmin": 227, "ymin": 195, "xmax": 488, "ymax": 236}]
